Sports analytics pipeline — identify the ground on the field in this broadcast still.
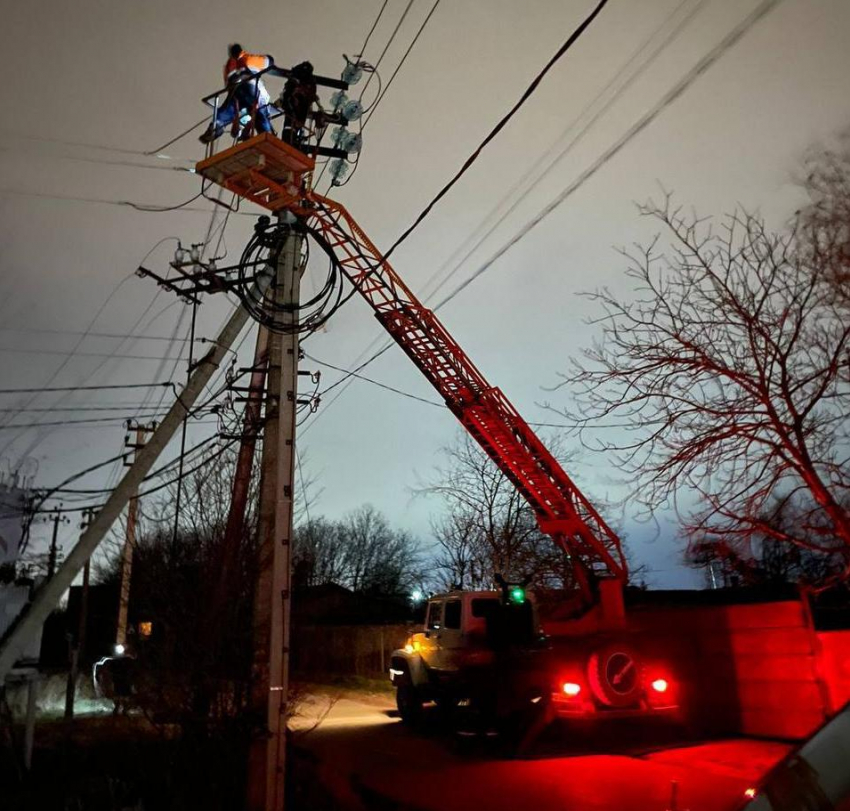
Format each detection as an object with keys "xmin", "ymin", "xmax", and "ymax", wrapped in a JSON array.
[
  {"xmin": 2, "ymin": 682, "xmax": 791, "ymax": 810},
  {"xmin": 291, "ymin": 688, "xmax": 791, "ymax": 811}
]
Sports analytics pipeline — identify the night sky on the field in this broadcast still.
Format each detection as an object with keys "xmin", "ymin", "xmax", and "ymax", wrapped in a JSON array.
[{"xmin": 1, "ymin": 0, "xmax": 849, "ymax": 588}]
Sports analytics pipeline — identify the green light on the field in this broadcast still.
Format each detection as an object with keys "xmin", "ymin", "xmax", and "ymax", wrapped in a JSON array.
[{"xmin": 509, "ymin": 586, "xmax": 526, "ymax": 605}]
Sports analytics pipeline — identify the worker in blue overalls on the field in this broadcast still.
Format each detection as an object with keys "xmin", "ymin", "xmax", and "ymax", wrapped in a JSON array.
[{"xmin": 200, "ymin": 44, "xmax": 276, "ymax": 144}]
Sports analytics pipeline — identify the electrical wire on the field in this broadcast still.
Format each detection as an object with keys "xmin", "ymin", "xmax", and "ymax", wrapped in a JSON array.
[
  {"xmin": 0, "ymin": 188, "xmax": 255, "ymax": 217},
  {"xmin": 304, "ymin": 352, "xmax": 442, "ymax": 408},
  {"xmin": 382, "ymin": 0, "xmax": 610, "ymax": 261},
  {"xmin": 0, "ymin": 382, "xmax": 173, "ymax": 395},
  {"xmin": 0, "ymin": 239, "xmax": 181, "ymax": 458},
  {"xmin": 362, "ymin": 0, "xmax": 441, "ymax": 130},
  {"xmin": 357, "ymin": 0, "xmax": 390, "ymax": 58},
  {"xmin": 432, "ymin": 0, "xmax": 785, "ymax": 312},
  {"xmin": 0, "ymin": 327, "xmax": 198, "ymax": 343},
  {"xmin": 0, "ymin": 347, "xmax": 193, "ymax": 361},
  {"xmin": 418, "ymin": 0, "xmax": 709, "ymax": 303},
  {"xmin": 305, "ymin": 0, "xmax": 783, "ymax": 426},
  {"xmin": 325, "ymin": 0, "xmax": 441, "ymax": 193},
  {"xmin": 0, "ymin": 148, "xmax": 196, "ymax": 174},
  {"xmin": 359, "ymin": 0, "xmax": 416, "ymax": 99}
]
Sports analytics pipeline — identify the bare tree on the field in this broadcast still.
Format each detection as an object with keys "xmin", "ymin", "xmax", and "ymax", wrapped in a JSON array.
[
  {"xmin": 293, "ymin": 505, "xmax": 423, "ymax": 599},
  {"xmin": 557, "ymin": 190, "xmax": 850, "ymax": 582},
  {"xmin": 688, "ymin": 495, "xmax": 842, "ymax": 588},
  {"xmin": 420, "ymin": 433, "xmax": 584, "ymax": 591},
  {"xmin": 797, "ymin": 134, "xmax": 850, "ymax": 299}
]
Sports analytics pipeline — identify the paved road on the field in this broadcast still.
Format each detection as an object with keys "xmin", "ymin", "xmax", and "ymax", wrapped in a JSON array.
[{"xmin": 292, "ymin": 693, "xmax": 790, "ymax": 811}]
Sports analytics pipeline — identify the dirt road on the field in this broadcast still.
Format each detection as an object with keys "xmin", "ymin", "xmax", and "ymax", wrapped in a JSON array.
[{"xmin": 291, "ymin": 692, "xmax": 790, "ymax": 811}]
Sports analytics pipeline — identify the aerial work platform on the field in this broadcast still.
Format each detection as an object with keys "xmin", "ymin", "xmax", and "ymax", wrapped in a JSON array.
[{"xmin": 195, "ymin": 133, "xmax": 315, "ymax": 212}]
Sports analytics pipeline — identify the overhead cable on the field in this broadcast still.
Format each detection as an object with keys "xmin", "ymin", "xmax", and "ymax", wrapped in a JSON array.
[
  {"xmin": 0, "ymin": 382, "xmax": 173, "ymax": 394},
  {"xmin": 311, "ymin": 0, "xmax": 785, "ymax": 414},
  {"xmin": 358, "ymin": 0, "xmax": 390, "ymax": 57},
  {"xmin": 362, "ymin": 0, "xmax": 442, "ymax": 130},
  {"xmin": 382, "ymin": 0, "xmax": 610, "ymax": 261},
  {"xmin": 433, "ymin": 0, "xmax": 786, "ymax": 311}
]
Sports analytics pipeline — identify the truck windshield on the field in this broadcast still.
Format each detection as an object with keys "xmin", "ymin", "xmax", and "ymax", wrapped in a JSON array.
[
  {"xmin": 444, "ymin": 600, "xmax": 461, "ymax": 629},
  {"xmin": 471, "ymin": 598, "xmax": 499, "ymax": 617},
  {"xmin": 426, "ymin": 601, "xmax": 443, "ymax": 630}
]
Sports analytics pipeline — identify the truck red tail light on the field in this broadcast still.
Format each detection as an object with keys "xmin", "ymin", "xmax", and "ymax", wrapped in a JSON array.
[{"xmin": 562, "ymin": 682, "xmax": 582, "ymax": 697}]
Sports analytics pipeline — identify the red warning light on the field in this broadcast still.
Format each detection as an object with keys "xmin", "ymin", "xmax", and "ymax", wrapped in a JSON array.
[
  {"xmin": 562, "ymin": 682, "xmax": 581, "ymax": 697},
  {"xmin": 651, "ymin": 678, "xmax": 669, "ymax": 693}
]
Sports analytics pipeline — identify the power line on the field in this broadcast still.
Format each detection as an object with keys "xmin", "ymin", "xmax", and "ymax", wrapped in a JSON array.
[
  {"xmin": 382, "ymin": 0, "xmax": 610, "ymax": 261},
  {"xmin": 304, "ymin": 352, "xmax": 578, "ymax": 431},
  {"xmin": 0, "ymin": 188, "xmax": 251, "ymax": 216},
  {"xmin": 0, "ymin": 405, "xmax": 166, "ymax": 414},
  {"xmin": 0, "ymin": 122, "xmax": 205, "ymax": 160},
  {"xmin": 310, "ymin": 0, "xmax": 784, "ymax": 420},
  {"xmin": 304, "ymin": 352, "xmax": 443, "ymax": 408},
  {"xmin": 419, "ymin": 0, "xmax": 709, "ymax": 303},
  {"xmin": 0, "ymin": 346, "xmax": 191, "ymax": 361},
  {"xmin": 0, "ymin": 415, "xmax": 164, "ymax": 430},
  {"xmin": 0, "ymin": 382, "xmax": 173, "ymax": 394},
  {"xmin": 358, "ymin": 0, "xmax": 390, "ymax": 57},
  {"xmin": 314, "ymin": 0, "xmax": 417, "ymax": 191},
  {"xmin": 0, "ymin": 236, "xmax": 180, "ymax": 457},
  {"xmin": 362, "ymin": 0, "xmax": 442, "ymax": 130},
  {"xmin": 432, "ymin": 0, "xmax": 786, "ymax": 312},
  {"xmin": 361, "ymin": 0, "xmax": 417, "ymax": 96},
  {"xmin": 0, "ymin": 147, "xmax": 195, "ymax": 173},
  {"xmin": 0, "ymin": 327, "xmax": 198, "ymax": 342}
]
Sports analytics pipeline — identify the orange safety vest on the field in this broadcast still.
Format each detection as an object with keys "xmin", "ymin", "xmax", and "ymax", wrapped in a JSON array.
[{"xmin": 223, "ymin": 51, "xmax": 271, "ymax": 85}]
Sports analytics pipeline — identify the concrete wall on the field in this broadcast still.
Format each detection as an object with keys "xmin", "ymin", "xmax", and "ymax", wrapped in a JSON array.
[
  {"xmin": 626, "ymin": 600, "xmax": 848, "ymax": 740},
  {"xmin": 818, "ymin": 630, "xmax": 850, "ymax": 711}
]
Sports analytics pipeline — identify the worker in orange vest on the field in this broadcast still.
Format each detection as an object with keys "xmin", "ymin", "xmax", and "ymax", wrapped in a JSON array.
[{"xmin": 199, "ymin": 44, "xmax": 276, "ymax": 144}]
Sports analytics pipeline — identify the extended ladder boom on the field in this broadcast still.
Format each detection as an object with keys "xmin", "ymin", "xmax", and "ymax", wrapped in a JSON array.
[
  {"xmin": 195, "ymin": 133, "xmax": 627, "ymax": 596},
  {"xmin": 301, "ymin": 196, "xmax": 627, "ymax": 589}
]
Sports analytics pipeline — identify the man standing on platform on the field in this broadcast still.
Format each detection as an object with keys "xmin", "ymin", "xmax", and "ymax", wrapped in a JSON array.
[{"xmin": 199, "ymin": 44, "xmax": 276, "ymax": 144}]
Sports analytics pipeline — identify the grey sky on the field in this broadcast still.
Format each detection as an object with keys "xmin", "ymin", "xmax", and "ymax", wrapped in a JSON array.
[{"xmin": 1, "ymin": 0, "xmax": 849, "ymax": 587}]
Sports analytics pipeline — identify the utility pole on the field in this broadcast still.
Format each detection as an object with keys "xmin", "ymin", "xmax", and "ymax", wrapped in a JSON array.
[
  {"xmin": 0, "ymin": 274, "xmax": 270, "ymax": 681},
  {"xmin": 46, "ymin": 508, "xmax": 66, "ymax": 580},
  {"xmin": 65, "ymin": 507, "xmax": 95, "ymax": 723},
  {"xmin": 116, "ymin": 422, "xmax": 154, "ymax": 650},
  {"xmin": 248, "ymin": 218, "xmax": 302, "ymax": 811}
]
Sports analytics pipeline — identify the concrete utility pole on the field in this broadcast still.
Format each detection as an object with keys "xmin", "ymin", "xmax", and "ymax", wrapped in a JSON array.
[
  {"xmin": 0, "ymin": 277, "xmax": 270, "ymax": 681},
  {"xmin": 65, "ymin": 507, "xmax": 95, "ymax": 723},
  {"xmin": 46, "ymin": 510, "xmax": 62, "ymax": 580},
  {"xmin": 248, "ymin": 219, "xmax": 302, "ymax": 811},
  {"xmin": 116, "ymin": 423, "xmax": 154, "ymax": 650}
]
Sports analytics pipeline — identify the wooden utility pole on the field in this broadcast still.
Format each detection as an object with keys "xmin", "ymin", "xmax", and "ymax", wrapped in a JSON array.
[
  {"xmin": 207, "ymin": 327, "xmax": 269, "ymax": 664},
  {"xmin": 248, "ymin": 218, "xmax": 302, "ymax": 811},
  {"xmin": 116, "ymin": 422, "xmax": 154, "ymax": 650}
]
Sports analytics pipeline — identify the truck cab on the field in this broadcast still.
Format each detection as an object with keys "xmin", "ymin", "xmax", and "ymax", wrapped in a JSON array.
[
  {"xmin": 389, "ymin": 589, "xmax": 680, "ymax": 731},
  {"xmin": 389, "ymin": 589, "xmax": 548, "ymax": 725}
]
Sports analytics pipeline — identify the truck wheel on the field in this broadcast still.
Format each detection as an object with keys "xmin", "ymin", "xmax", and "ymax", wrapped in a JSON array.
[
  {"xmin": 396, "ymin": 682, "xmax": 423, "ymax": 726},
  {"xmin": 587, "ymin": 644, "xmax": 642, "ymax": 708}
]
